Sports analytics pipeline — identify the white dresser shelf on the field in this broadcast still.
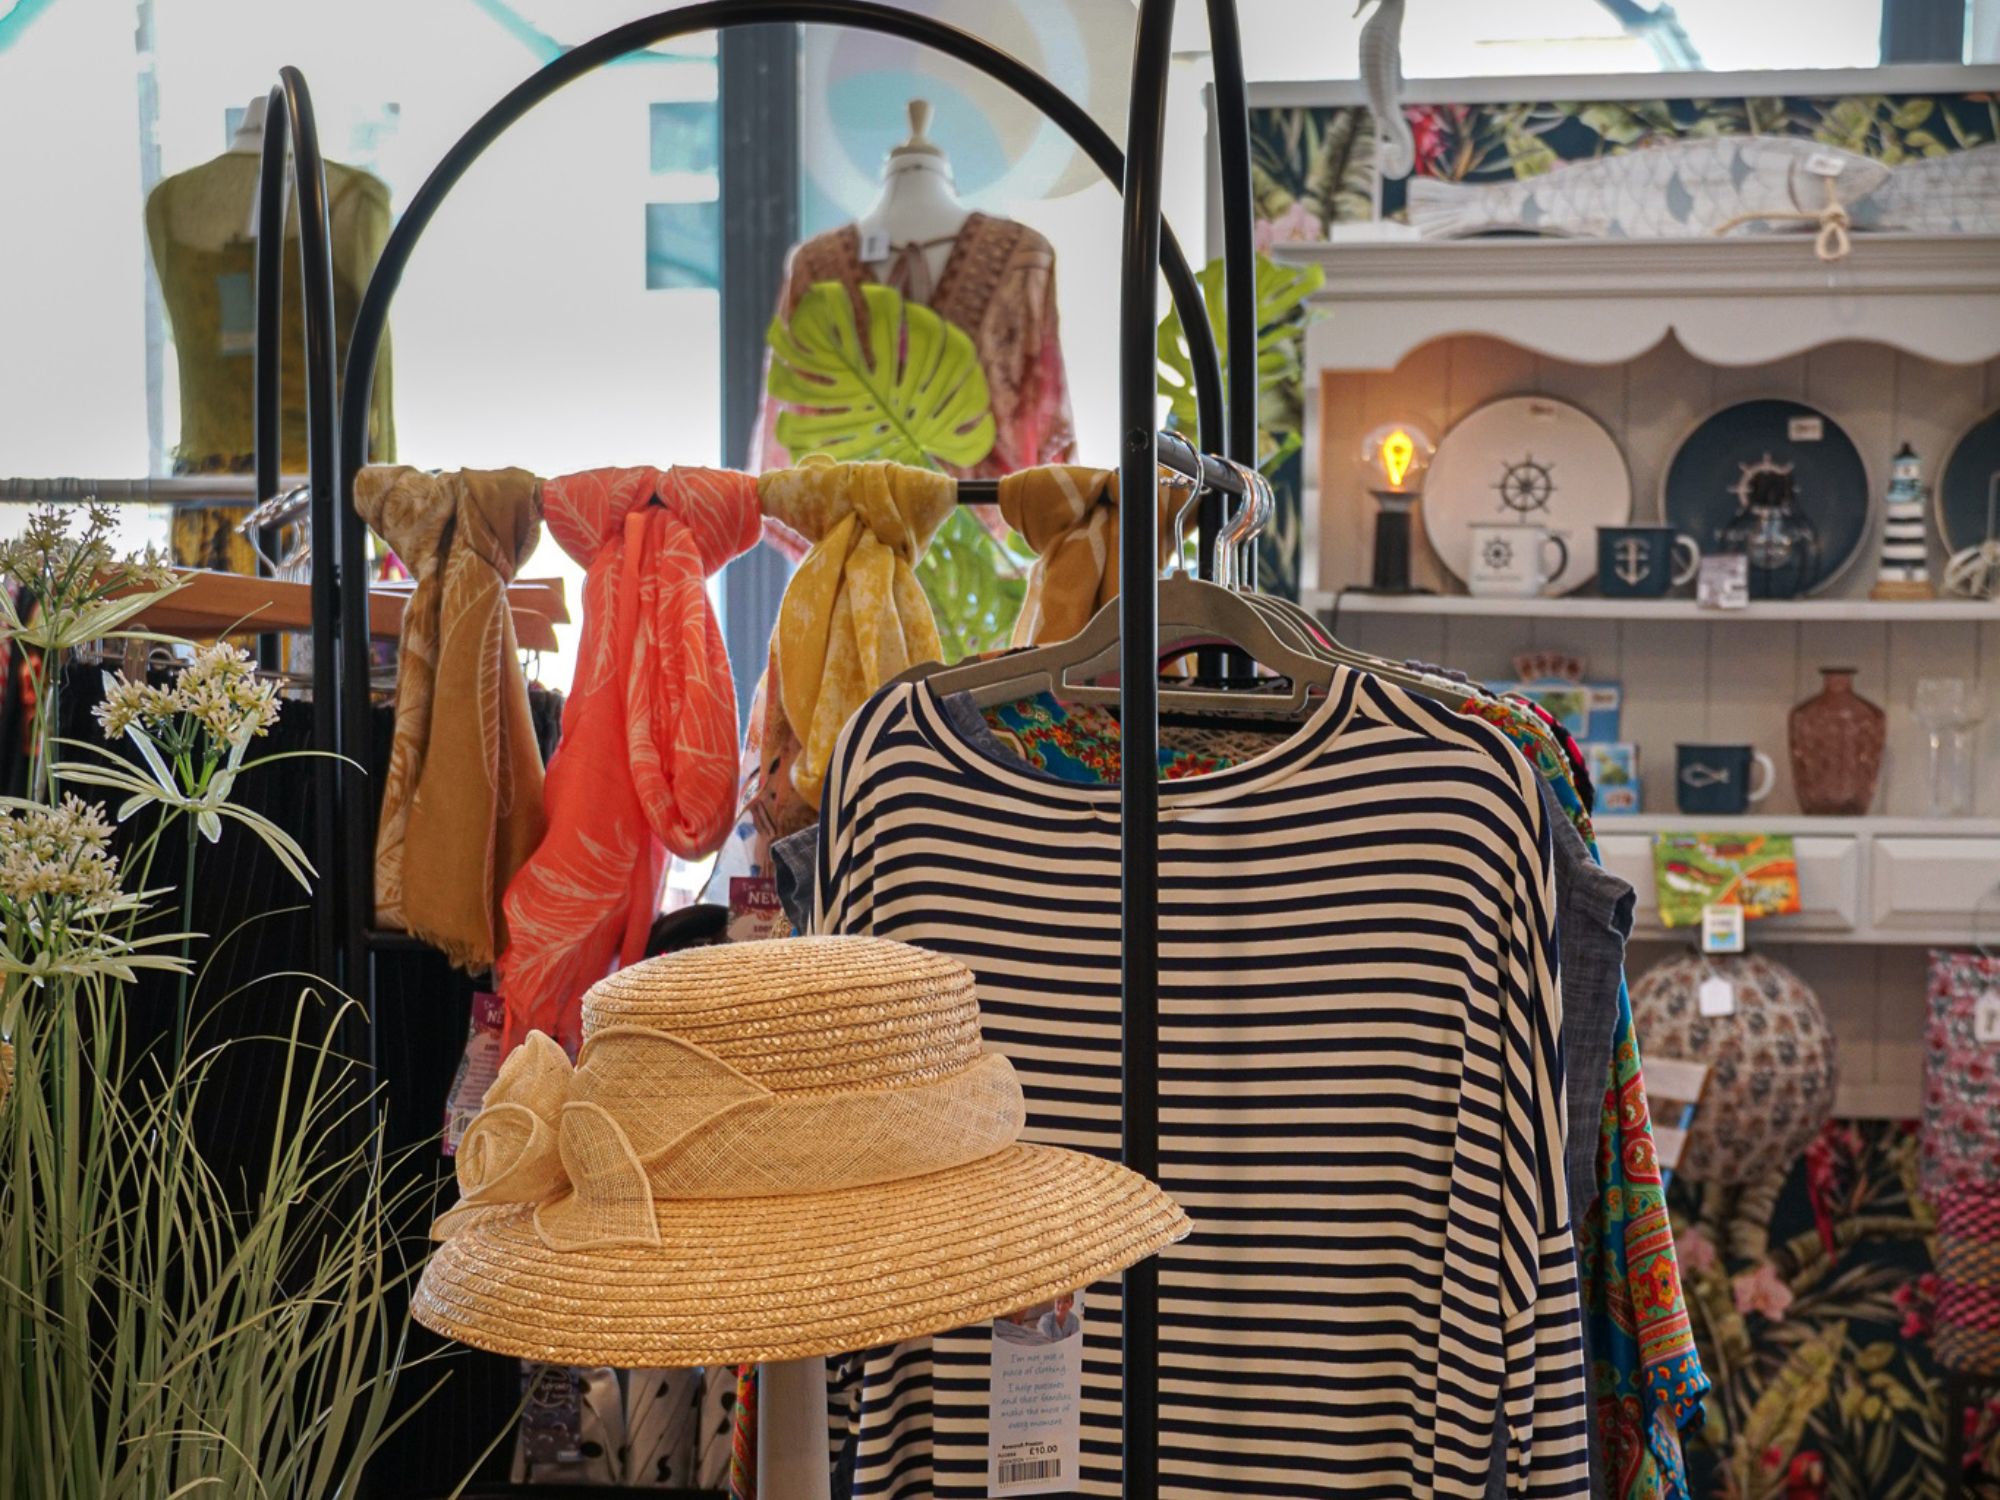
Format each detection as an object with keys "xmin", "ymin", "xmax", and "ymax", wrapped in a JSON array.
[
  {"xmin": 1604, "ymin": 814, "xmax": 2000, "ymax": 837},
  {"xmin": 1275, "ymin": 233, "xmax": 2000, "ymax": 373},
  {"xmin": 1305, "ymin": 592, "xmax": 2000, "ymax": 623},
  {"xmin": 1594, "ymin": 816, "xmax": 2000, "ymax": 947}
]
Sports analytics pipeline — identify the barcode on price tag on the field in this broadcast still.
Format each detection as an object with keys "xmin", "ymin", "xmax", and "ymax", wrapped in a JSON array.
[
  {"xmin": 988, "ymin": 1290, "xmax": 1084, "ymax": 1495},
  {"xmin": 997, "ymin": 1454, "xmax": 1062, "ymax": 1486}
]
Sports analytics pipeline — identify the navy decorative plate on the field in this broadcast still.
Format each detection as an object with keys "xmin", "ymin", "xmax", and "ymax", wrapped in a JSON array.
[
  {"xmin": 1938, "ymin": 407, "xmax": 2000, "ymax": 553},
  {"xmin": 1662, "ymin": 399, "xmax": 1869, "ymax": 597}
]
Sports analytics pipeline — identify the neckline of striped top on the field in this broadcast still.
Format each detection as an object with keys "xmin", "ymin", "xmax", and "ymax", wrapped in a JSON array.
[{"xmin": 907, "ymin": 662, "xmax": 1366, "ymax": 812}]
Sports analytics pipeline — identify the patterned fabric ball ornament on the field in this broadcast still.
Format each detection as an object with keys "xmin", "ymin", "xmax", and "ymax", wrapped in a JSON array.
[
  {"xmin": 1934, "ymin": 1186, "xmax": 2000, "ymax": 1376},
  {"xmin": 1629, "ymin": 951, "xmax": 1838, "ymax": 1184},
  {"xmin": 1922, "ymin": 949, "xmax": 2000, "ymax": 1197}
]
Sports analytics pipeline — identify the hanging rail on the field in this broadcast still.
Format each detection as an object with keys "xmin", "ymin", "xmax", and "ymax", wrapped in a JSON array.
[
  {"xmin": 1118, "ymin": 0, "xmax": 1175, "ymax": 1488},
  {"xmin": 328, "ymin": 0, "xmax": 1241, "ymax": 994},
  {"xmin": 250, "ymin": 66, "xmax": 346, "ymax": 993},
  {"xmin": 290, "ymin": 3, "xmax": 1262, "ymax": 1490},
  {"xmin": 1206, "ymin": 0, "xmax": 1258, "ymax": 566},
  {"xmin": 0, "ymin": 476, "xmax": 310, "ymax": 504}
]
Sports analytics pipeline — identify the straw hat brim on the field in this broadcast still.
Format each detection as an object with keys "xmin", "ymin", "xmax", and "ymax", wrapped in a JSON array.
[{"xmin": 413, "ymin": 1143, "xmax": 1189, "ymax": 1369}]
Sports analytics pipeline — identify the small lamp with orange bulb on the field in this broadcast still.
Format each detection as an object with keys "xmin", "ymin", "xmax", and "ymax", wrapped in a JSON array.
[{"xmin": 1357, "ymin": 421, "xmax": 1435, "ymax": 593}]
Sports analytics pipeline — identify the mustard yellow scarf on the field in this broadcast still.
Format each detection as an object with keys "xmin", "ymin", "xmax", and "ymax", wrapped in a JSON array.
[
  {"xmin": 757, "ymin": 455, "xmax": 955, "ymax": 805},
  {"xmin": 998, "ymin": 465, "xmax": 1181, "ymax": 645}
]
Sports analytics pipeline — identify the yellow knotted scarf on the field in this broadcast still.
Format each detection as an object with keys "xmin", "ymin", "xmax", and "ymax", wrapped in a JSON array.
[
  {"xmin": 757, "ymin": 455, "xmax": 955, "ymax": 805},
  {"xmin": 998, "ymin": 465, "xmax": 1181, "ymax": 646}
]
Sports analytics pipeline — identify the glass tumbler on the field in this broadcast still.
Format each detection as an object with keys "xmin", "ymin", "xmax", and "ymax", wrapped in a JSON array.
[{"xmin": 1914, "ymin": 677, "xmax": 1985, "ymax": 818}]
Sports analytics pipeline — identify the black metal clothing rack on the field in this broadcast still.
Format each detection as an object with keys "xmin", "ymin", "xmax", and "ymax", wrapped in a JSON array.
[
  {"xmin": 255, "ymin": 3, "xmax": 1263, "ymax": 1491},
  {"xmin": 249, "ymin": 66, "xmax": 346, "ymax": 999}
]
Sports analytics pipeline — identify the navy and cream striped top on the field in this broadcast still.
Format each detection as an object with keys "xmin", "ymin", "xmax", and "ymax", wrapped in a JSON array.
[{"xmin": 815, "ymin": 666, "xmax": 1589, "ymax": 1499}]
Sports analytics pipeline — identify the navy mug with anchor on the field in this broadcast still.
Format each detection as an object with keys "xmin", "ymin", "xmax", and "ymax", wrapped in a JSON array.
[
  {"xmin": 1599, "ymin": 525, "xmax": 1702, "ymax": 598},
  {"xmin": 1675, "ymin": 743, "xmax": 1776, "ymax": 815}
]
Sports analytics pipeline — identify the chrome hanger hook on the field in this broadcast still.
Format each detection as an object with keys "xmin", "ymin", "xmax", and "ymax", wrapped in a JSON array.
[{"xmin": 1215, "ymin": 457, "xmax": 1269, "ymax": 591}]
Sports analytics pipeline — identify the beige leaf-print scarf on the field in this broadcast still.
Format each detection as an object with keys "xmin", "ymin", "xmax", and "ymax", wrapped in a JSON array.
[{"xmin": 354, "ymin": 465, "xmax": 546, "ymax": 971}]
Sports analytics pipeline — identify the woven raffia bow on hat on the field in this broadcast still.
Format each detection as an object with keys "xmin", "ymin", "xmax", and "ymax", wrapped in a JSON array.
[{"xmin": 439, "ymin": 1023, "xmax": 1025, "ymax": 1253}]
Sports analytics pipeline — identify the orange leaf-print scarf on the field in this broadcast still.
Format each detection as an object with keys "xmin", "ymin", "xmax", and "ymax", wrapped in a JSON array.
[{"xmin": 496, "ymin": 466, "xmax": 760, "ymax": 1052}]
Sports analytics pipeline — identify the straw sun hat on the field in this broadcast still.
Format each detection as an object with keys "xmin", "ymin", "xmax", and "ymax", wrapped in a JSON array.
[{"xmin": 413, "ymin": 936, "xmax": 1188, "ymax": 1368}]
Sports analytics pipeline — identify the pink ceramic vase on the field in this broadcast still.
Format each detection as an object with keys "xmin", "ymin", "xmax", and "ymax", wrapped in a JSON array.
[{"xmin": 1788, "ymin": 667, "xmax": 1885, "ymax": 815}]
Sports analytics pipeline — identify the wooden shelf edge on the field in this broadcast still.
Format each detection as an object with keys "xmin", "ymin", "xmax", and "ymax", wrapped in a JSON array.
[{"xmin": 1306, "ymin": 590, "xmax": 2000, "ymax": 623}]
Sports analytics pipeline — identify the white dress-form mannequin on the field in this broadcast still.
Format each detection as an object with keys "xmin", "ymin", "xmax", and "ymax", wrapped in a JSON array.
[
  {"xmin": 229, "ymin": 94, "xmax": 268, "ymax": 155},
  {"xmin": 854, "ymin": 99, "xmax": 971, "ymax": 297}
]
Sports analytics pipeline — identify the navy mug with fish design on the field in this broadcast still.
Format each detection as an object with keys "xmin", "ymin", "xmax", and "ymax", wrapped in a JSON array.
[
  {"xmin": 1598, "ymin": 525, "xmax": 1703, "ymax": 597},
  {"xmin": 1675, "ymin": 743, "xmax": 1776, "ymax": 816}
]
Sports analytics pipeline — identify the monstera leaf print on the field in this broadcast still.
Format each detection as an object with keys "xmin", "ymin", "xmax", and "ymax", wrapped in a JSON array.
[{"xmin": 766, "ymin": 281, "xmax": 997, "ymax": 470}]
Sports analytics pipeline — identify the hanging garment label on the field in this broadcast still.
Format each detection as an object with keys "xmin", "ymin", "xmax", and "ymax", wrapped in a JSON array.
[
  {"xmin": 442, "ymin": 991, "xmax": 506, "ymax": 1156},
  {"xmin": 1977, "ymin": 990, "xmax": 2000, "ymax": 1045},
  {"xmin": 519, "ymin": 1363, "xmax": 586, "ymax": 1466},
  {"xmin": 859, "ymin": 227, "xmax": 891, "ymax": 262},
  {"xmin": 1701, "ymin": 902, "xmax": 1746, "ymax": 955},
  {"xmin": 1805, "ymin": 152, "xmax": 1848, "ymax": 177},
  {"xmin": 988, "ymin": 1290, "xmax": 1084, "ymax": 1495}
]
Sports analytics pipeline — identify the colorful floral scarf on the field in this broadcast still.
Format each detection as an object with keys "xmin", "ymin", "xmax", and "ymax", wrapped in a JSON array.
[
  {"xmin": 981, "ymin": 692, "xmax": 1249, "ymax": 783},
  {"xmin": 1463, "ymin": 692, "xmax": 1707, "ymax": 1497},
  {"xmin": 1587, "ymin": 983, "xmax": 1709, "ymax": 1499},
  {"xmin": 496, "ymin": 465, "xmax": 760, "ymax": 1053}
]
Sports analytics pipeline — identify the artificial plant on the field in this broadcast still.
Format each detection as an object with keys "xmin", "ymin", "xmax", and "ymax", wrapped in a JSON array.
[
  {"xmin": 0, "ymin": 505, "xmax": 416, "ymax": 1499},
  {"xmin": 1155, "ymin": 250, "xmax": 1325, "ymax": 479}
]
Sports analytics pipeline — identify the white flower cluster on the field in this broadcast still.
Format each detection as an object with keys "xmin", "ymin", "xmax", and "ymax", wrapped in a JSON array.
[
  {"xmin": 0, "ymin": 503, "xmax": 176, "ymax": 599},
  {"xmin": 0, "ymin": 794, "xmax": 121, "ymax": 909},
  {"xmin": 93, "ymin": 642, "xmax": 281, "ymax": 752}
]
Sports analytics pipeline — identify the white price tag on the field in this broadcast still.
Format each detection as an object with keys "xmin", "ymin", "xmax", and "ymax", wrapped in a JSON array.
[
  {"xmin": 1697, "ymin": 555, "xmax": 1750, "ymax": 610},
  {"xmin": 988, "ymin": 1290, "xmax": 1084, "ymax": 1495},
  {"xmin": 1699, "ymin": 976, "xmax": 1738, "ymax": 1018},
  {"xmin": 858, "ymin": 227, "xmax": 891, "ymax": 262},
  {"xmin": 1701, "ymin": 902, "xmax": 1746, "ymax": 955},
  {"xmin": 1976, "ymin": 990, "xmax": 2000, "ymax": 1045},
  {"xmin": 1805, "ymin": 151, "xmax": 1848, "ymax": 177}
]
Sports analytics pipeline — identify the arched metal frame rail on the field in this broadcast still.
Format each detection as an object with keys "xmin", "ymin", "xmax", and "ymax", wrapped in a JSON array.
[
  {"xmin": 325, "ymin": 0, "xmax": 1238, "ymax": 1001},
  {"xmin": 251, "ymin": 66, "xmax": 345, "ymax": 991},
  {"xmin": 250, "ymin": 1, "xmax": 1265, "ymax": 1488},
  {"xmin": 1205, "ymin": 0, "xmax": 1258, "ymax": 564},
  {"xmin": 1116, "ymin": 3, "xmax": 1176, "ymax": 1487}
]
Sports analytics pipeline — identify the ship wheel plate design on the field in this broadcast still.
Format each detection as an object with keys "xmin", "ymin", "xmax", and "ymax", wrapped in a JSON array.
[
  {"xmin": 1423, "ymin": 396, "xmax": 1631, "ymax": 595},
  {"xmin": 1663, "ymin": 399, "xmax": 1867, "ymax": 597}
]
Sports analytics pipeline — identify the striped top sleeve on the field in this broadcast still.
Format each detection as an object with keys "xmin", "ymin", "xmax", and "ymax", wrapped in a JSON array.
[{"xmin": 815, "ymin": 670, "xmax": 1590, "ymax": 1499}]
